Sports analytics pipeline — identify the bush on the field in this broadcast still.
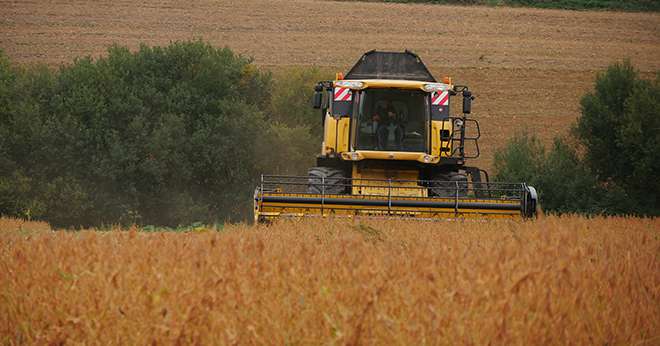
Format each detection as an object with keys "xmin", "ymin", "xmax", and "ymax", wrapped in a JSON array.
[
  {"xmin": 255, "ymin": 123, "xmax": 317, "ymax": 176},
  {"xmin": 617, "ymin": 74, "xmax": 660, "ymax": 214},
  {"xmin": 0, "ymin": 43, "xmax": 321, "ymax": 227},
  {"xmin": 269, "ymin": 67, "xmax": 333, "ymax": 137},
  {"xmin": 494, "ymin": 133, "xmax": 611, "ymax": 214},
  {"xmin": 495, "ymin": 62, "xmax": 658, "ymax": 216},
  {"xmin": 493, "ymin": 131, "xmax": 544, "ymax": 186},
  {"xmin": 577, "ymin": 62, "xmax": 659, "ymax": 215}
]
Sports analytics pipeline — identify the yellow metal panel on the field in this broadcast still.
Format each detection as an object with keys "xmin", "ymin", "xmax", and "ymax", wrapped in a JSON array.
[
  {"xmin": 351, "ymin": 166, "xmax": 427, "ymax": 197},
  {"xmin": 322, "ymin": 114, "xmax": 350, "ymax": 154},
  {"xmin": 337, "ymin": 117, "xmax": 350, "ymax": 153},
  {"xmin": 431, "ymin": 120, "xmax": 453, "ymax": 157},
  {"xmin": 341, "ymin": 151, "xmax": 439, "ymax": 164},
  {"xmin": 322, "ymin": 114, "xmax": 337, "ymax": 155},
  {"xmin": 338, "ymin": 79, "xmax": 453, "ymax": 91}
]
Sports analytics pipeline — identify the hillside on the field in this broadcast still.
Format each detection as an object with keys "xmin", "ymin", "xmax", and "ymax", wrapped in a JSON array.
[{"xmin": 1, "ymin": 0, "xmax": 659, "ymax": 169}]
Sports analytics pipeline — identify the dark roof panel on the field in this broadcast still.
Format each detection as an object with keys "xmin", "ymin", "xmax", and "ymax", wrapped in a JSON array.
[{"xmin": 344, "ymin": 50, "xmax": 436, "ymax": 82}]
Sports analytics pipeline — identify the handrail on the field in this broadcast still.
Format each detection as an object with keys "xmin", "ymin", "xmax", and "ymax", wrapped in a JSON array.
[
  {"xmin": 258, "ymin": 175, "xmax": 527, "ymax": 202},
  {"xmin": 263, "ymin": 174, "xmax": 521, "ymax": 186}
]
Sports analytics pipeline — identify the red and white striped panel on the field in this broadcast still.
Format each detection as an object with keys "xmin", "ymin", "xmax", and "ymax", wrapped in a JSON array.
[
  {"xmin": 333, "ymin": 87, "xmax": 352, "ymax": 102},
  {"xmin": 431, "ymin": 91, "xmax": 449, "ymax": 106}
]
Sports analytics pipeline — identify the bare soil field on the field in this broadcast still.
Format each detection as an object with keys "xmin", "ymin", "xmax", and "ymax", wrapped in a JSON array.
[
  {"xmin": 1, "ymin": 216, "xmax": 659, "ymax": 344},
  {"xmin": 1, "ymin": 0, "xmax": 659, "ymax": 169}
]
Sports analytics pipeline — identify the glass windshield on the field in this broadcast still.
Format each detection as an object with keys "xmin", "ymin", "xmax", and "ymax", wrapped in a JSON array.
[{"xmin": 355, "ymin": 89, "xmax": 429, "ymax": 152}]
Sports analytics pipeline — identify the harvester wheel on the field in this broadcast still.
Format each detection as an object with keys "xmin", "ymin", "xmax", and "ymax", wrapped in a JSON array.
[
  {"xmin": 308, "ymin": 167, "xmax": 347, "ymax": 194},
  {"xmin": 430, "ymin": 172, "xmax": 468, "ymax": 197}
]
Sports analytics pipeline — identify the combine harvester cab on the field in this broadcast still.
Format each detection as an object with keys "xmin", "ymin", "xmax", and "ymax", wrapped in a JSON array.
[{"xmin": 255, "ymin": 50, "xmax": 538, "ymax": 222}]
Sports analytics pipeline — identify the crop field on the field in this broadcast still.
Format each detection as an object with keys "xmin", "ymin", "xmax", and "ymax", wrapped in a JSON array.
[
  {"xmin": 1, "ymin": 216, "xmax": 658, "ymax": 344},
  {"xmin": 1, "ymin": 1, "xmax": 659, "ymax": 343},
  {"xmin": 1, "ymin": 0, "xmax": 660, "ymax": 170}
]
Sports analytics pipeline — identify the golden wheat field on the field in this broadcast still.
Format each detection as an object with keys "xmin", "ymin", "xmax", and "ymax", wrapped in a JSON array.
[{"xmin": 1, "ymin": 216, "xmax": 658, "ymax": 344}]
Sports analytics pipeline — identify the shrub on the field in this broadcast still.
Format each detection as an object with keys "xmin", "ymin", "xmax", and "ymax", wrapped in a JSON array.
[
  {"xmin": 493, "ymin": 131, "xmax": 544, "ymax": 187},
  {"xmin": 269, "ymin": 67, "xmax": 333, "ymax": 137},
  {"xmin": 0, "ymin": 43, "xmax": 322, "ymax": 227},
  {"xmin": 494, "ymin": 133, "xmax": 610, "ymax": 214},
  {"xmin": 496, "ymin": 62, "xmax": 658, "ymax": 216},
  {"xmin": 576, "ymin": 61, "xmax": 659, "ymax": 215}
]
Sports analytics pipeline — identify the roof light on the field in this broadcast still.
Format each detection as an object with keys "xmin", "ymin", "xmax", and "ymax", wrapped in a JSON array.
[
  {"xmin": 417, "ymin": 154, "xmax": 438, "ymax": 164},
  {"xmin": 335, "ymin": 80, "xmax": 365, "ymax": 89},
  {"xmin": 422, "ymin": 83, "xmax": 450, "ymax": 92},
  {"xmin": 341, "ymin": 152, "xmax": 363, "ymax": 161}
]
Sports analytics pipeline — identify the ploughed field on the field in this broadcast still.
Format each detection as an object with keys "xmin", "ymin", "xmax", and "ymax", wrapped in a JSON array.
[
  {"xmin": 1, "ymin": 0, "xmax": 659, "ymax": 170},
  {"xmin": 1, "ymin": 216, "xmax": 659, "ymax": 344}
]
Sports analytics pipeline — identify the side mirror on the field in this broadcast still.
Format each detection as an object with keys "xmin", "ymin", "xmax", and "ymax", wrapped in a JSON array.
[
  {"xmin": 312, "ymin": 91, "xmax": 323, "ymax": 109},
  {"xmin": 312, "ymin": 83, "xmax": 323, "ymax": 109},
  {"xmin": 462, "ymin": 90, "xmax": 474, "ymax": 114}
]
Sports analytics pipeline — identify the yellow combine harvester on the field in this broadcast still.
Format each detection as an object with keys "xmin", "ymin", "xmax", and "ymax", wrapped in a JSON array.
[{"xmin": 255, "ymin": 51, "xmax": 537, "ymax": 222}]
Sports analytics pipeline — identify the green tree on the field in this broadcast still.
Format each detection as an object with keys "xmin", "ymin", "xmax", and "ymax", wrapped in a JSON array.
[
  {"xmin": 0, "ymin": 42, "xmax": 282, "ymax": 227},
  {"xmin": 269, "ymin": 67, "xmax": 333, "ymax": 137},
  {"xmin": 493, "ymin": 133, "xmax": 612, "ymax": 214},
  {"xmin": 495, "ymin": 61, "xmax": 658, "ymax": 216},
  {"xmin": 0, "ymin": 51, "xmax": 57, "ymax": 220},
  {"xmin": 1, "ymin": 43, "xmax": 327, "ymax": 227},
  {"xmin": 493, "ymin": 131, "xmax": 544, "ymax": 187},
  {"xmin": 255, "ymin": 122, "xmax": 317, "ymax": 176},
  {"xmin": 577, "ymin": 61, "xmax": 638, "ymax": 182},
  {"xmin": 616, "ymin": 74, "xmax": 660, "ymax": 214},
  {"xmin": 576, "ymin": 61, "xmax": 659, "ymax": 215}
]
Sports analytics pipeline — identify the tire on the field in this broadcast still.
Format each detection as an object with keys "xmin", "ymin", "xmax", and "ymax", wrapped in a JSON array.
[
  {"xmin": 307, "ymin": 167, "xmax": 347, "ymax": 194},
  {"xmin": 430, "ymin": 171, "xmax": 468, "ymax": 197}
]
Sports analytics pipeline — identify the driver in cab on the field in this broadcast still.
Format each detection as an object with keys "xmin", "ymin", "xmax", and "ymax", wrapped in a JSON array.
[{"xmin": 372, "ymin": 102, "xmax": 404, "ymax": 150}]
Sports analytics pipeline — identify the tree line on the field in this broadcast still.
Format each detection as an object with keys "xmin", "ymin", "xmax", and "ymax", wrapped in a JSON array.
[
  {"xmin": 1, "ymin": 41, "xmax": 657, "ymax": 227},
  {"xmin": 344, "ymin": 0, "xmax": 660, "ymax": 12},
  {"xmin": 494, "ymin": 61, "xmax": 659, "ymax": 216},
  {"xmin": 0, "ymin": 41, "xmax": 327, "ymax": 227}
]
